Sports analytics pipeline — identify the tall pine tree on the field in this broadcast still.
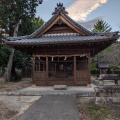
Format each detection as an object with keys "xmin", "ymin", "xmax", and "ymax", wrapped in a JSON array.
[{"xmin": 92, "ymin": 20, "xmax": 111, "ymax": 33}]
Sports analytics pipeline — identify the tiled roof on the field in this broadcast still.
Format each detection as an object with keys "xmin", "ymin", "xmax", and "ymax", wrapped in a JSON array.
[
  {"xmin": 27, "ymin": 14, "xmax": 93, "ymax": 38},
  {"xmin": 61, "ymin": 13, "xmax": 93, "ymax": 35},
  {"xmin": 28, "ymin": 15, "xmax": 57, "ymax": 38},
  {"xmin": 98, "ymin": 62, "xmax": 109, "ymax": 68},
  {"xmin": 4, "ymin": 3, "xmax": 119, "ymax": 46},
  {"xmin": 6, "ymin": 35, "xmax": 29, "ymax": 41},
  {"xmin": 6, "ymin": 35, "xmax": 114, "ymax": 45},
  {"xmin": 6, "ymin": 31, "xmax": 119, "ymax": 41},
  {"xmin": 27, "ymin": 4, "xmax": 93, "ymax": 38}
]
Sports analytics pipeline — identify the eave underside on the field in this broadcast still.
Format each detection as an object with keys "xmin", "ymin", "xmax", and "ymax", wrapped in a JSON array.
[{"xmin": 7, "ymin": 39, "xmax": 115, "ymax": 57}]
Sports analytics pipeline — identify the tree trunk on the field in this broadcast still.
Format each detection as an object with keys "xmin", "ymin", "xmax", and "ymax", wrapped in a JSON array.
[
  {"xmin": 4, "ymin": 49, "xmax": 15, "ymax": 82},
  {"xmin": 4, "ymin": 21, "xmax": 20, "ymax": 82}
]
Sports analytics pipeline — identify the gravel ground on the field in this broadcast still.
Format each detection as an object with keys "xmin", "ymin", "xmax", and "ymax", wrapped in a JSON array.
[
  {"xmin": 77, "ymin": 97, "xmax": 120, "ymax": 120},
  {"xmin": 0, "ymin": 96, "xmax": 40, "ymax": 120},
  {"xmin": 0, "ymin": 77, "xmax": 32, "ymax": 92},
  {"xmin": 0, "ymin": 77, "xmax": 40, "ymax": 120},
  {"xmin": 1, "ymin": 77, "xmax": 120, "ymax": 120}
]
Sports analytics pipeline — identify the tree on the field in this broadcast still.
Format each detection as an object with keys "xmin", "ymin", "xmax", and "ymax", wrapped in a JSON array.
[
  {"xmin": 0, "ymin": 17, "xmax": 44, "ymax": 79},
  {"xmin": 98, "ymin": 42, "xmax": 120, "ymax": 67},
  {"xmin": 32, "ymin": 17, "xmax": 44, "ymax": 31},
  {"xmin": 91, "ymin": 20, "xmax": 112, "ymax": 74},
  {"xmin": 0, "ymin": 0, "xmax": 43, "ymax": 82},
  {"xmin": 92, "ymin": 20, "xmax": 112, "ymax": 33},
  {"xmin": 0, "ymin": 46, "xmax": 11, "ymax": 69},
  {"xmin": 1, "ymin": 0, "xmax": 43, "ymax": 36},
  {"xmin": 92, "ymin": 20, "xmax": 120, "ymax": 68},
  {"xmin": 18, "ymin": 17, "xmax": 44, "ymax": 36},
  {"xmin": 0, "ymin": 1, "xmax": 6, "ymax": 43}
]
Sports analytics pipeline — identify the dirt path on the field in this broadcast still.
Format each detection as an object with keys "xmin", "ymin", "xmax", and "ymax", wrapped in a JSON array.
[
  {"xmin": 0, "ymin": 96, "xmax": 40, "ymax": 120},
  {"xmin": 0, "ymin": 77, "xmax": 31, "ymax": 92},
  {"xmin": 0, "ymin": 77, "xmax": 41, "ymax": 120}
]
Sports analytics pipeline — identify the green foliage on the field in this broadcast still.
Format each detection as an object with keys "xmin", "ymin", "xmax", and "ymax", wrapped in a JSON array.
[
  {"xmin": 0, "ymin": 46, "xmax": 26, "ymax": 75},
  {"xmin": 106, "ymin": 46, "xmax": 113, "ymax": 51},
  {"xmin": 90, "ymin": 63, "xmax": 99, "ymax": 75},
  {"xmin": 11, "ymin": 68, "xmax": 22, "ymax": 81},
  {"xmin": 96, "ymin": 42, "xmax": 120, "ymax": 67},
  {"xmin": 0, "ymin": 1, "xmax": 5, "ymax": 43},
  {"xmin": 92, "ymin": 20, "xmax": 112, "ymax": 33},
  {"xmin": 32, "ymin": 17, "xmax": 44, "ymax": 31},
  {"xmin": 0, "ymin": 1, "xmax": 7, "ymax": 31},
  {"xmin": 0, "ymin": 0, "xmax": 44, "ymax": 81},
  {"xmin": 91, "ymin": 63, "xmax": 97, "ymax": 71},
  {"xmin": 0, "ymin": 0, "xmax": 43, "ymax": 36},
  {"xmin": 18, "ymin": 17, "xmax": 44, "ymax": 36},
  {"xmin": 13, "ymin": 50, "xmax": 25, "ymax": 69},
  {"xmin": 0, "ymin": 45, "xmax": 11, "ymax": 69},
  {"xmin": 91, "ymin": 69, "xmax": 99, "ymax": 75}
]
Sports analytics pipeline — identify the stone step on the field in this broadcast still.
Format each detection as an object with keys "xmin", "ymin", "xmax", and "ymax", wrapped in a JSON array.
[{"xmin": 54, "ymin": 85, "xmax": 68, "ymax": 90}]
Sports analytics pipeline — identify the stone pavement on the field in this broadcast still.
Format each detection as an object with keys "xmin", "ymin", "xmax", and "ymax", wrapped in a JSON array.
[
  {"xmin": 18, "ymin": 95, "xmax": 80, "ymax": 120},
  {"xmin": 0, "ymin": 84, "xmax": 96, "ymax": 96}
]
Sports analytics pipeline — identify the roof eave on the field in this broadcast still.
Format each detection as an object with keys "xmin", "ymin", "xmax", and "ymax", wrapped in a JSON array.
[{"xmin": 5, "ymin": 37, "xmax": 116, "ymax": 46}]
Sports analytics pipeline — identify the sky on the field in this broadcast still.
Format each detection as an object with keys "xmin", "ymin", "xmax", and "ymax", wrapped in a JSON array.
[{"xmin": 36, "ymin": 0, "xmax": 120, "ymax": 32}]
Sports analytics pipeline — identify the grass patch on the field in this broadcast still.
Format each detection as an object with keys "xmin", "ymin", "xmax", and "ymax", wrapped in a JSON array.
[{"xmin": 87, "ymin": 101, "xmax": 109, "ymax": 120}]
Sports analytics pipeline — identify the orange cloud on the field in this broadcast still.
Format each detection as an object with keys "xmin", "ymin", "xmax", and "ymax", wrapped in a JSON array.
[{"xmin": 66, "ymin": 0, "xmax": 108, "ymax": 21}]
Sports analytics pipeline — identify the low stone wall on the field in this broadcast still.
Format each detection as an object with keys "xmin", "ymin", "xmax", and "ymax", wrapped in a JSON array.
[{"xmin": 94, "ymin": 86, "xmax": 120, "ymax": 104}]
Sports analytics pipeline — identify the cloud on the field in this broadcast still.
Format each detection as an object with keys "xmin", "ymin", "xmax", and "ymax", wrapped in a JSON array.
[
  {"xmin": 78, "ymin": 16, "xmax": 103, "ymax": 30},
  {"xmin": 66, "ymin": 0, "xmax": 108, "ymax": 21}
]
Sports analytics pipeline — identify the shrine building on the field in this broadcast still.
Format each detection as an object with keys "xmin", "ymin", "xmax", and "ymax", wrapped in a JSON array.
[{"xmin": 5, "ymin": 3, "xmax": 119, "ymax": 86}]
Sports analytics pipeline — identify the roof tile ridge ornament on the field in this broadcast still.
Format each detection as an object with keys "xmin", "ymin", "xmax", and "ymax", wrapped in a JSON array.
[{"xmin": 52, "ymin": 3, "xmax": 68, "ymax": 15}]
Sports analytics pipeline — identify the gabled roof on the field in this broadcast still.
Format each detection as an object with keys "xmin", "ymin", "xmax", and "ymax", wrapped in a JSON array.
[
  {"xmin": 5, "ymin": 3, "xmax": 119, "ymax": 46},
  {"xmin": 29, "ymin": 16, "xmax": 93, "ymax": 38},
  {"xmin": 27, "ymin": 3, "xmax": 93, "ymax": 38}
]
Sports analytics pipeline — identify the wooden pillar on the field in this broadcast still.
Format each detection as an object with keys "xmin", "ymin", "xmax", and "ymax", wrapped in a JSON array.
[
  {"xmin": 32, "ymin": 54, "xmax": 35, "ymax": 86},
  {"xmin": 74, "ymin": 56, "xmax": 76, "ymax": 84},
  {"xmin": 46, "ymin": 56, "xmax": 48, "ymax": 85},
  {"xmin": 87, "ymin": 52, "xmax": 91, "ymax": 86}
]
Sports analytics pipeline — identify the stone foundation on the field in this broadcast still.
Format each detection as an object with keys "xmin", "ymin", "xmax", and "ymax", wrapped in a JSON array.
[{"xmin": 94, "ymin": 86, "xmax": 120, "ymax": 104}]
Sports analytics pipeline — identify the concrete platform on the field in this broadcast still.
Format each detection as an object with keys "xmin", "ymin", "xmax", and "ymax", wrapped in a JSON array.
[
  {"xmin": 5, "ymin": 84, "xmax": 95, "ymax": 96},
  {"xmin": 0, "ymin": 83, "xmax": 96, "ymax": 96},
  {"xmin": 0, "ymin": 86, "xmax": 95, "ymax": 96}
]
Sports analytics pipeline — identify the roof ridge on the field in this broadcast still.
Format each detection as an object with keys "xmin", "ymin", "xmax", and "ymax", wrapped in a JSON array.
[
  {"xmin": 28, "ymin": 14, "xmax": 58, "ymax": 38},
  {"xmin": 52, "ymin": 3, "xmax": 68, "ymax": 15},
  {"xmin": 61, "ymin": 13, "xmax": 93, "ymax": 35}
]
